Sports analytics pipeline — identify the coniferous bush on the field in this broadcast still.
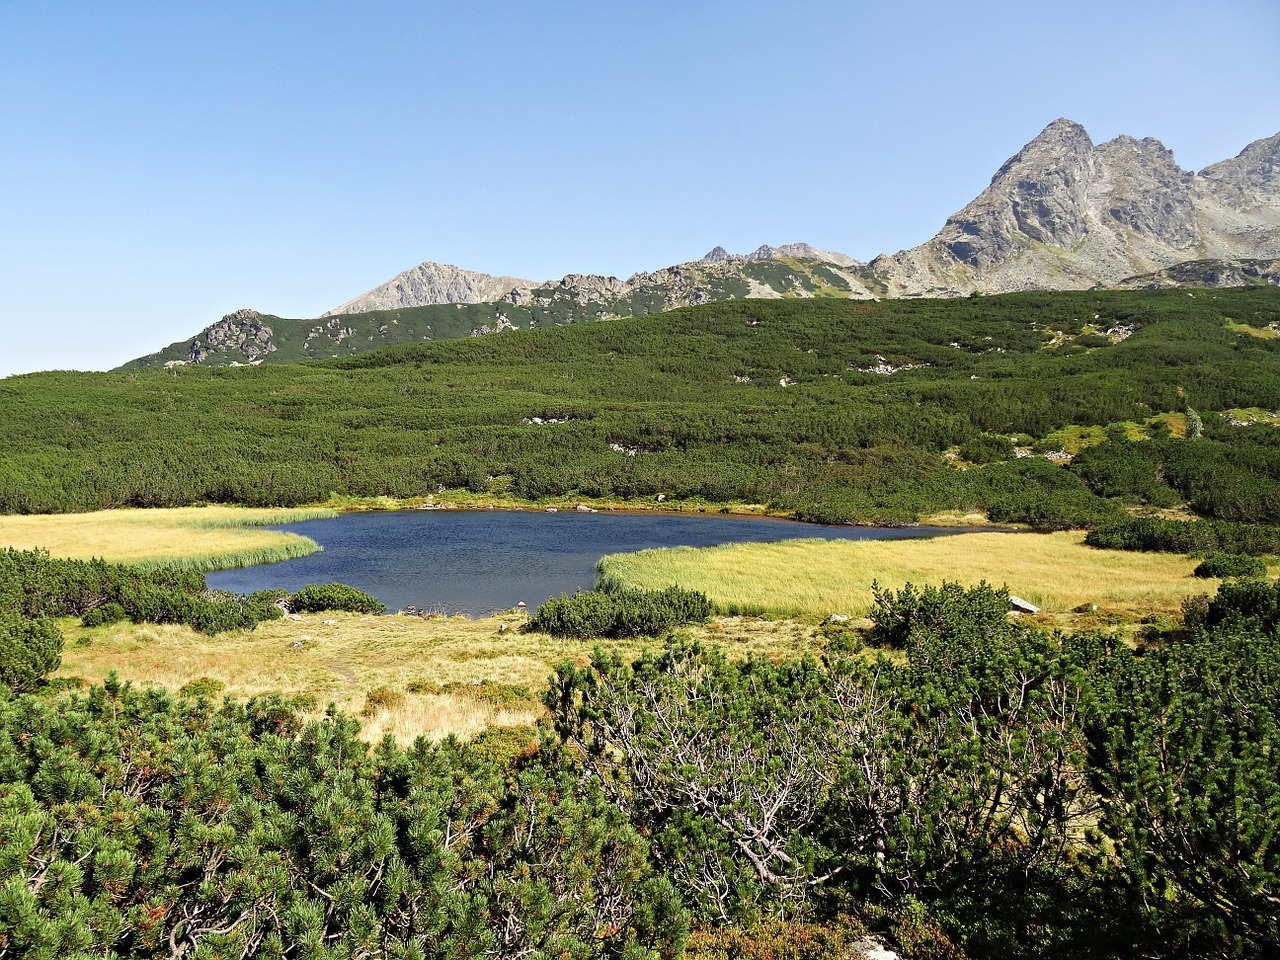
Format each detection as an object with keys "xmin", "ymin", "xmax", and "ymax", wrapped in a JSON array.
[
  {"xmin": 959, "ymin": 433, "xmax": 1016, "ymax": 464},
  {"xmin": 526, "ymin": 586, "xmax": 712, "ymax": 638},
  {"xmin": 289, "ymin": 582, "xmax": 386, "ymax": 614},
  {"xmin": 0, "ymin": 611, "xmax": 62, "ymax": 694},
  {"xmin": 1085, "ymin": 517, "xmax": 1280, "ymax": 555},
  {"xmin": 0, "ymin": 681, "xmax": 686, "ymax": 958},
  {"xmin": 1192, "ymin": 552, "xmax": 1268, "ymax": 579}
]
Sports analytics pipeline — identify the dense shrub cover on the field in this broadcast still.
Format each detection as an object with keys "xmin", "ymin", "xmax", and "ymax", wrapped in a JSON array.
[
  {"xmin": 1, "ymin": 289, "xmax": 1277, "ymax": 526},
  {"xmin": 958, "ymin": 433, "xmax": 1015, "ymax": 464},
  {"xmin": 0, "ymin": 681, "xmax": 685, "ymax": 959},
  {"xmin": 525, "ymin": 586, "xmax": 712, "ymax": 638},
  {"xmin": 1085, "ymin": 516, "xmax": 1280, "ymax": 555},
  {"xmin": 289, "ymin": 582, "xmax": 386, "ymax": 615},
  {"xmin": 0, "ymin": 548, "xmax": 385, "ymax": 642},
  {"xmin": 0, "ymin": 612, "xmax": 61, "ymax": 695},
  {"xmin": 1192, "ymin": 551, "xmax": 1268, "ymax": 579},
  {"xmin": 550, "ymin": 579, "xmax": 1280, "ymax": 958}
]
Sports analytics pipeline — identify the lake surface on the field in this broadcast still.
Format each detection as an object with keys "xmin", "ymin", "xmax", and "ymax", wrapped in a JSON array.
[{"xmin": 207, "ymin": 509, "xmax": 994, "ymax": 616}]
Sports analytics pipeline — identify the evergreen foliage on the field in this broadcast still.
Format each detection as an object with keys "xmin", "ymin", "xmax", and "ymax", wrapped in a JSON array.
[
  {"xmin": 0, "ymin": 682, "xmax": 684, "ymax": 958},
  {"xmin": 1084, "ymin": 516, "xmax": 1280, "ymax": 555},
  {"xmin": 289, "ymin": 583, "xmax": 386, "ymax": 615},
  {"xmin": 525, "ymin": 586, "xmax": 712, "ymax": 638},
  {"xmin": 0, "ymin": 548, "xmax": 383, "ymax": 639},
  {"xmin": 958, "ymin": 433, "xmax": 1015, "ymax": 464},
  {"xmin": 3, "ymin": 289, "xmax": 1278, "ymax": 526},
  {"xmin": 1192, "ymin": 552, "xmax": 1268, "ymax": 579},
  {"xmin": 549, "ymin": 578, "xmax": 1280, "ymax": 958},
  {"xmin": 0, "ymin": 613, "xmax": 61, "ymax": 695},
  {"xmin": 1090, "ymin": 590, "xmax": 1280, "ymax": 955}
]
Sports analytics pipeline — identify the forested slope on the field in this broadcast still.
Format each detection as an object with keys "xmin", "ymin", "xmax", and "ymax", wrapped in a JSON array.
[{"xmin": 3, "ymin": 289, "xmax": 1279, "ymax": 526}]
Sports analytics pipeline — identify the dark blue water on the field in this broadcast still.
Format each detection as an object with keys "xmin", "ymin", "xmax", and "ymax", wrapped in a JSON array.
[{"xmin": 206, "ymin": 509, "xmax": 993, "ymax": 616}]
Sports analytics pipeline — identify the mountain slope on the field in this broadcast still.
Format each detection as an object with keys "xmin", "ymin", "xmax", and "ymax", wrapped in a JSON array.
[
  {"xmin": 121, "ymin": 119, "xmax": 1280, "ymax": 369},
  {"xmin": 871, "ymin": 120, "xmax": 1280, "ymax": 296},
  {"xmin": 1107, "ymin": 258, "xmax": 1280, "ymax": 290},
  {"xmin": 120, "ymin": 252, "xmax": 885, "ymax": 370},
  {"xmin": 25, "ymin": 289, "xmax": 1280, "ymax": 525}
]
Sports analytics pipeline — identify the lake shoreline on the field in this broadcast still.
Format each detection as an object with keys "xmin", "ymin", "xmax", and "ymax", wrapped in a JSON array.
[
  {"xmin": 207, "ymin": 508, "xmax": 1012, "ymax": 617},
  {"xmin": 319, "ymin": 493, "xmax": 1018, "ymax": 532}
]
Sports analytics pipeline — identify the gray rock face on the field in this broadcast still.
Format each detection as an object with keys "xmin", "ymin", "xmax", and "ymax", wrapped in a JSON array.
[
  {"xmin": 872, "ymin": 120, "xmax": 1280, "ymax": 296},
  {"xmin": 174, "ymin": 309, "xmax": 277, "ymax": 366},
  {"xmin": 943, "ymin": 118, "xmax": 1097, "ymax": 268},
  {"xmin": 324, "ymin": 261, "xmax": 536, "ymax": 316},
  {"xmin": 1197, "ymin": 132, "xmax": 1280, "ymax": 211},
  {"xmin": 699, "ymin": 245, "xmax": 736, "ymax": 263},
  {"xmin": 768, "ymin": 242, "xmax": 863, "ymax": 267},
  {"xmin": 1107, "ymin": 257, "xmax": 1280, "ymax": 290},
  {"xmin": 705, "ymin": 242, "xmax": 863, "ymax": 267}
]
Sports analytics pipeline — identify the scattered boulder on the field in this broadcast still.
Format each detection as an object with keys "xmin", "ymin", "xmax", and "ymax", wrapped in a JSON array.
[{"xmin": 1009, "ymin": 595, "xmax": 1040, "ymax": 614}]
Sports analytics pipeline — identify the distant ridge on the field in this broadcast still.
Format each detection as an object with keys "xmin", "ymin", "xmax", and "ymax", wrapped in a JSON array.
[{"xmin": 122, "ymin": 118, "xmax": 1280, "ymax": 369}]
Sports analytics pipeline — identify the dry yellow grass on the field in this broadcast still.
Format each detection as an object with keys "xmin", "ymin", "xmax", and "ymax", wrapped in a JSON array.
[
  {"xmin": 0, "ymin": 505, "xmax": 334, "ymax": 569},
  {"xmin": 359, "ymin": 695, "xmax": 543, "ymax": 744},
  {"xmin": 57, "ymin": 610, "xmax": 824, "ymax": 745},
  {"xmin": 597, "ymin": 531, "xmax": 1211, "ymax": 620}
]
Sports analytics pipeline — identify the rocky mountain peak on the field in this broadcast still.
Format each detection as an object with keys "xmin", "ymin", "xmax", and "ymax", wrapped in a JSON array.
[
  {"xmin": 323, "ymin": 261, "xmax": 535, "ymax": 316},
  {"xmin": 873, "ymin": 118, "xmax": 1280, "ymax": 296},
  {"xmin": 941, "ymin": 119, "xmax": 1099, "ymax": 268},
  {"xmin": 697, "ymin": 242, "xmax": 861, "ymax": 268},
  {"xmin": 1198, "ymin": 131, "xmax": 1280, "ymax": 211},
  {"xmin": 1094, "ymin": 134, "xmax": 1197, "ymax": 248}
]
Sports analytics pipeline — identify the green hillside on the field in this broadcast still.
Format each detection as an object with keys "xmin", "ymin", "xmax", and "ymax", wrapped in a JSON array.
[
  {"xmin": 7, "ymin": 288, "xmax": 1280, "ymax": 526},
  {"xmin": 118, "ymin": 257, "xmax": 876, "ymax": 370}
]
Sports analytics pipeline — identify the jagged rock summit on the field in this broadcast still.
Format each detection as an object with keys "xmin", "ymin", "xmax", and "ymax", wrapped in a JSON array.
[
  {"xmin": 698, "ymin": 243, "xmax": 863, "ymax": 268},
  {"xmin": 872, "ymin": 119, "xmax": 1280, "ymax": 296}
]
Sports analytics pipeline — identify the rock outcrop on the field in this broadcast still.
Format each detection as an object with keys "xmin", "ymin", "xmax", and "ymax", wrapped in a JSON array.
[
  {"xmin": 697, "ymin": 243, "xmax": 863, "ymax": 268},
  {"xmin": 164, "ymin": 309, "xmax": 278, "ymax": 367},
  {"xmin": 1106, "ymin": 258, "xmax": 1280, "ymax": 290}
]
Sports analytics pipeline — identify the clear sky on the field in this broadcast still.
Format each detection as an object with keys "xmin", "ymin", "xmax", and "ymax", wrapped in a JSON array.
[{"xmin": 2, "ymin": 0, "xmax": 1277, "ymax": 377}]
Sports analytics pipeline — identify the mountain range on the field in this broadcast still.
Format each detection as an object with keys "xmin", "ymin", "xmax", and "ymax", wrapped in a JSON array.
[{"xmin": 123, "ymin": 119, "xmax": 1280, "ymax": 370}]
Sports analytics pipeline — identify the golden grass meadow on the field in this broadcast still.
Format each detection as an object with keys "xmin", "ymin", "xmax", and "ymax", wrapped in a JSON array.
[
  {"xmin": 0, "ymin": 504, "xmax": 336, "ymax": 570},
  {"xmin": 596, "ymin": 530, "xmax": 1214, "ymax": 619},
  {"xmin": 56, "ymin": 609, "xmax": 827, "ymax": 745}
]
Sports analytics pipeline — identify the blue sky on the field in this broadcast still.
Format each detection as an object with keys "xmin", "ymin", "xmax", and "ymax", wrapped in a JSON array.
[{"xmin": 2, "ymin": 0, "xmax": 1277, "ymax": 377}]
